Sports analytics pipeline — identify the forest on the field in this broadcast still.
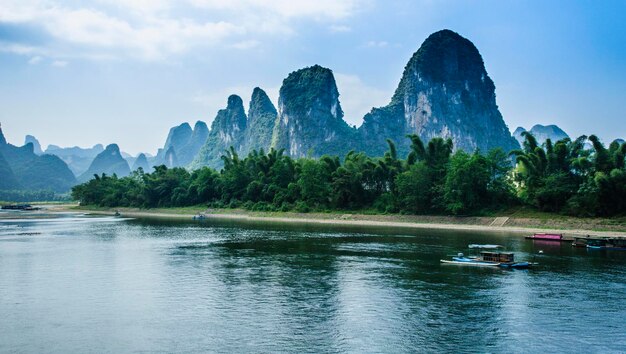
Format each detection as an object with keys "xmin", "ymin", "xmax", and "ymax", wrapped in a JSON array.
[{"xmin": 71, "ymin": 133, "xmax": 626, "ymax": 217}]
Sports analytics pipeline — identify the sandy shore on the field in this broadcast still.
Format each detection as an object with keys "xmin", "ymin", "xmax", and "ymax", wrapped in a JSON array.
[{"xmin": 44, "ymin": 205, "xmax": 626, "ymax": 238}]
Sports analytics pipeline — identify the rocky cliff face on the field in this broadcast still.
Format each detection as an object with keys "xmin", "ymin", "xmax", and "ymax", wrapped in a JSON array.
[
  {"xmin": 78, "ymin": 144, "xmax": 130, "ymax": 182},
  {"xmin": 178, "ymin": 121, "xmax": 209, "ymax": 166},
  {"xmin": 24, "ymin": 135, "xmax": 43, "ymax": 155},
  {"xmin": 271, "ymin": 65, "xmax": 357, "ymax": 158},
  {"xmin": 0, "ymin": 124, "xmax": 76, "ymax": 192},
  {"xmin": 514, "ymin": 124, "xmax": 570, "ymax": 146},
  {"xmin": 359, "ymin": 29, "xmax": 518, "ymax": 156},
  {"xmin": 192, "ymin": 95, "xmax": 247, "ymax": 169},
  {"xmin": 242, "ymin": 87, "xmax": 277, "ymax": 155}
]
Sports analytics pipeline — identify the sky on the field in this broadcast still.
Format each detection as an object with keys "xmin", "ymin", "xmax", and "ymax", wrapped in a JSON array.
[{"xmin": 1, "ymin": 0, "xmax": 625, "ymax": 155}]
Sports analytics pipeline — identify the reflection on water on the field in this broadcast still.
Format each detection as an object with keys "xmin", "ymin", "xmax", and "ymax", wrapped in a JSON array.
[{"xmin": 0, "ymin": 214, "xmax": 624, "ymax": 353}]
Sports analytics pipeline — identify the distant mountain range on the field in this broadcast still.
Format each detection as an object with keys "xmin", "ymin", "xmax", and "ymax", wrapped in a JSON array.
[
  {"xmin": 0, "ymin": 124, "xmax": 76, "ymax": 192},
  {"xmin": 2, "ymin": 29, "xmax": 621, "ymax": 193}
]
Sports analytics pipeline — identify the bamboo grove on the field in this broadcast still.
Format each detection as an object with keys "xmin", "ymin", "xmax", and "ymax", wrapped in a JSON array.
[{"xmin": 72, "ymin": 134, "xmax": 626, "ymax": 216}]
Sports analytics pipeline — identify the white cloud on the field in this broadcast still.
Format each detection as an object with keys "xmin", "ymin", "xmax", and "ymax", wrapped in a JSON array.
[
  {"xmin": 364, "ymin": 40, "xmax": 389, "ymax": 48},
  {"xmin": 51, "ymin": 60, "xmax": 68, "ymax": 67},
  {"xmin": 28, "ymin": 55, "xmax": 42, "ymax": 64},
  {"xmin": 0, "ymin": 0, "xmax": 368, "ymax": 61},
  {"xmin": 334, "ymin": 73, "xmax": 390, "ymax": 126},
  {"xmin": 329, "ymin": 24, "xmax": 352, "ymax": 33},
  {"xmin": 230, "ymin": 40, "xmax": 261, "ymax": 50}
]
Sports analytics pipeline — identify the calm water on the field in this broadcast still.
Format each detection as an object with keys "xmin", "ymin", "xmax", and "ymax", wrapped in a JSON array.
[{"xmin": 0, "ymin": 213, "xmax": 624, "ymax": 353}]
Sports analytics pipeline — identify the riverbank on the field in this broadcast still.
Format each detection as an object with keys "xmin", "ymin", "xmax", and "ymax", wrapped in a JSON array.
[{"xmin": 44, "ymin": 204, "xmax": 626, "ymax": 238}]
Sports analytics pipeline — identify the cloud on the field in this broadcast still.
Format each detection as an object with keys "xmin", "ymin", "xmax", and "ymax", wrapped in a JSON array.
[
  {"xmin": 0, "ymin": 0, "xmax": 368, "ymax": 61},
  {"xmin": 364, "ymin": 40, "xmax": 389, "ymax": 48},
  {"xmin": 329, "ymin": 24, "xmax": 352, "ymax": 33},
  {"xmin": 28, "ymin": 55, "xmax": 42, "ymax": 64},
  {"xmin": 51, "ymin": 60, "xmax": 68, "ymax": 67},
  {"xmin": 230, "ymin": 40, "xmax": 261, "ymax": 50},
  {"xmin": 334, "ymin": 73, "xmax": 390, "ymax": 126}
]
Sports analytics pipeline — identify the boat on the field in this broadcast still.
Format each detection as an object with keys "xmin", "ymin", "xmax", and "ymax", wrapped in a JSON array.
[
  {"xmin": 525, "ymin": 233, "xmax": 572, "ymax": 242},
  {"xmin": 585, "ymin": 237, "xmax": 626, "ymax": 251},
  {"xmin": 1, "ymin": 204, "xmax": 39, "ymax": 211},
  {"xmin": 468, "ymin": 244, "xmax": 503, "ymax": 249},
  {"xmin": 572, "ymin": 236, "xmax": 590, "ymax": 248},
  {"xmin": 440, "ymin": 251, "xmax": 531, "ymax": 269}
]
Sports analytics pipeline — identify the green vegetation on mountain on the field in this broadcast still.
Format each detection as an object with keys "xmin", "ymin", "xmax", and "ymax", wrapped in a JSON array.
[
  {"xmin": 242, "ymin": 87, "xmax": 277, "ymax": 155},
  {"xmin": 271, "ymin": 65, "xmax": 358, "ymax": 158},
  {"xmin": 191, "ymin": 95, "xmax": 247, "ymax": 169},
  {"xmin": 359, "ymin": 29, "xmax": 519, "ymax": 157}
]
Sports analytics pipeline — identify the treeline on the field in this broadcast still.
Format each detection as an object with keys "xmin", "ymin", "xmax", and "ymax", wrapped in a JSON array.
[
  {"xmin": 0, "ymin": 190, "xmax": 71, "ymax": 203},
  {"xmin": 72, "ymin": 134, "xmax": 626, "ymax": 216}
]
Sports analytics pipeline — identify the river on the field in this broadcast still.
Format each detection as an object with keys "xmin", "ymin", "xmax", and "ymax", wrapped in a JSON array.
[{"xmin": 0, "ymin": 213, "xmax": 624, "ymax": 353}]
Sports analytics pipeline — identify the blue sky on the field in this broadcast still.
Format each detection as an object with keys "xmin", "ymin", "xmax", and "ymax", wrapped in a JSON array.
[{"xmin": 1, "ymin": 0, "xmax": 625, "ymax": 155}]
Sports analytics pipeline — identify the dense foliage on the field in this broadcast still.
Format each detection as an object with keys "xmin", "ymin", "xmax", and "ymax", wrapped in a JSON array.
[
  {"xmin": 0, "ymin": 190, "xmax": 70, "ymax": 203},
  {"xmin": 72, "ymin": 134, "xmax": 626, "ymax": 217}
]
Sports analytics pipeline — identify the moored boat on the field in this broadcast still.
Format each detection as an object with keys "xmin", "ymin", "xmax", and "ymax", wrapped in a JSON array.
[
  {"xmin": 586, "ymin": 237, "xmax": 626, "ymax": 251},
  {"xmin": 525, "ymin": 233, "xmax": 571, "ymax": 242},
  {"xmin": 441, "ymin": 251, "xmax": 532, "ymax": 269}
]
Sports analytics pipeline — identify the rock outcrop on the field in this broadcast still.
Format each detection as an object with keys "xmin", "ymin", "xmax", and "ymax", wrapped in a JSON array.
[
  {"xmin": 78, "ymin": 144, "xmax": 130, "ymax": 182},
  {"xmin": 358, "ymin": 29, "xmax": 519, "ymax": 156},
  {"xmin": 271, "ymin": 65, "xmax": 358, "ymax": 158},
  {"xmin": 513, "ymin": 124, "xmax": 570, "ymax": 146},
  {"xmin": 177, "ymin": 121, "xmax": 209, "ymax": 166},
  {"xmin": 24, "ymin": 135, "xmax": 43, "ymax": 155},
  {"xmin": 242, "ymin": 87, "xmax": 277, "ymax": 154},
  {"xmin": 192, "ymin": 95, "xmax": 247, "ymax": 169}
]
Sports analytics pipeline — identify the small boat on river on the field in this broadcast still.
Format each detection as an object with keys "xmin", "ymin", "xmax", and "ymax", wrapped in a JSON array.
[
  {"xmin": 441, "ymin": 251, "xmax": 531, "ymax": 269},
  {"xmin": 525, "ymin": 233, "xmax": 572, "ymax": 242},
  {"xmin": 585, "ymin": 237, "xmax": 626, "ymax": 251}
]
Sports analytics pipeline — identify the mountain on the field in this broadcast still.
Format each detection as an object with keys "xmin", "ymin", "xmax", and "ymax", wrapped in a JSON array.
[
  {"xmin": 24, "ymin": 135, "xmax": 43, "ymax": 155},
  {"xmin": 358, "ymin": 29, "xmax": 519, "ymax": 156},
  {"xmin": 45, "ymin": 144, "xmax": 105, "ymax": 176},
  {"xmin": 514, "ymin": 124, "xmax": 570, "ymax": 146},
  {"xmin": 163, "ymin": 147, "xmax": 179, "ymax": 168},
  {"xmin": 242, "ymin": 87, "xmax": 278, "ymax": 154},
  {"xmin": 177, "ymin": 121, "xmax": 209, "ymax": 166},
  {"xmin": 157, "ymin": 123, "xmax": 192, "ymax": 165},
  {"xmin": 271, "ymin": 65, "xmax": 358, "ymax": 158},
  {"xmin": 131, "ymin": 153, "xmax": 151, "ymax": 172},
  {"xmin": 0, "ymin": 125, "xmax": 76, "ymax": 192},
  {"xmin": 78, "ymin": 144, "xmax": 130, "ymax": 182},
  {"xmin": 154, "ymin": 121, "xmax": 209, "ymax": 167},
  {"xmin": 0, "ymin": 150, "xmax": 20, "ymax": 190},
  {"xmin": 192, "ymin": 95, "xmax": 247, "ymax": 169}
]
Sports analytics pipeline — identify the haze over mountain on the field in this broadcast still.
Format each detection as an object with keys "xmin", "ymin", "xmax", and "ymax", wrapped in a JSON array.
[
  {"xmin": 513, "ymin": 124, "xmax": 570, "ymax": 146},
  {"xmin": 131, "ymin": 153, "xmax": 151, "ymax": 172},
  {"xmin": 44, "ymin": 143, "xmax": 105, "ymax": 176},
  {"xmin": 24, "ymin": 135, "xmax": 43, "ymax": 155},
  {"xmin": 0, "ymin": 125, "xmax": 76, "ymax": 192},
  {"xmin": 78, "ymin": 144, "xmax": 130, "ymax": 183},
  {"xmin": 155, "ymin": 121, "xmax": 209, "ymax": 167}
]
